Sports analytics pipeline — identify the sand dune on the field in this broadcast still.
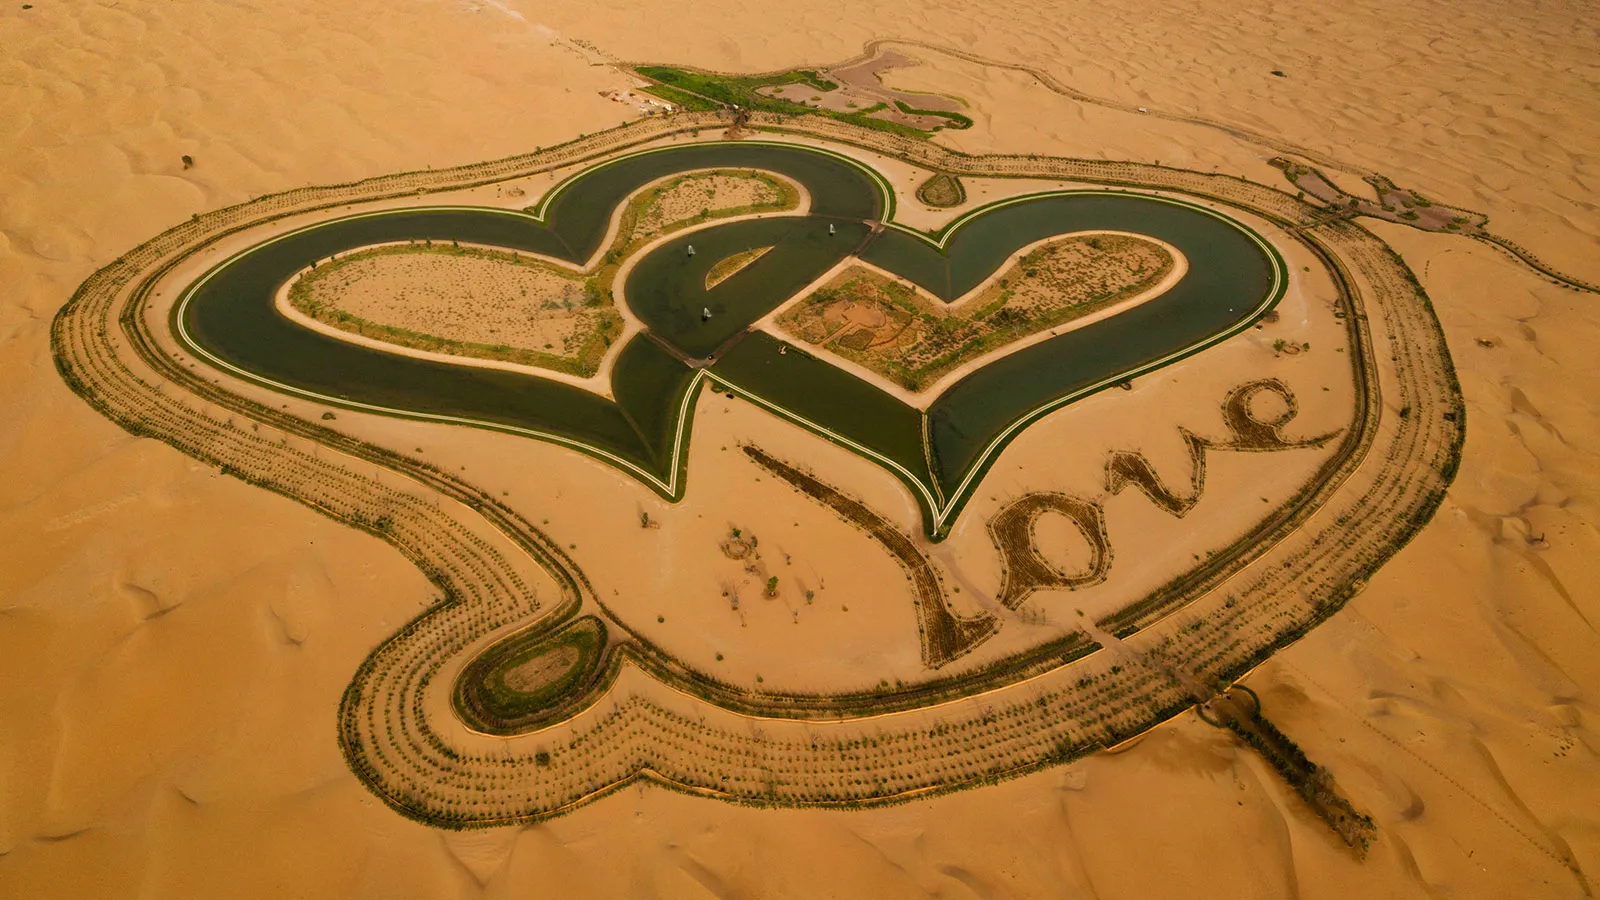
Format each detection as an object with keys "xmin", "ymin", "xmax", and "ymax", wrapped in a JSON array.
[{"xmin": 2, "ymin": 0, "xmax": 1597, "ymax": 897}]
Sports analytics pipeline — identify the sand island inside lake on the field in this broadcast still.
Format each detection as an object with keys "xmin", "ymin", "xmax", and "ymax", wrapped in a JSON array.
[
  {"xmin": 777, "ymin": 231, "xmax": 1176, "ymax": 391},
  {"xmin": 285, "ymin": 168, "xmax": 799, "ymax": 376}
]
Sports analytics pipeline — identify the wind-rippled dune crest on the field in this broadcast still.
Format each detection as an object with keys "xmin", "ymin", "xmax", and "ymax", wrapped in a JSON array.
[{"xmin": 2, "ymin": 0, "xmax": 1598, "ymax": 896}]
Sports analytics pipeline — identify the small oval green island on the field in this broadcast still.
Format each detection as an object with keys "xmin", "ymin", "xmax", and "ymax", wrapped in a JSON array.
[
  {"xmin": 453, "ymin": 615, "xmax": 608, "ymax": 734},
  {"xmin": 915, "ymin": 172, "xmax": 965, "ymax": 208}
]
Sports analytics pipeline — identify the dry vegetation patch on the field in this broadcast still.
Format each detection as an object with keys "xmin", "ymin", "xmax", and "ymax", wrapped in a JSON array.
[
  {"xmin": 455, "ymin": 616, "xmax": 609, "ymax": 735},
  {"xmin": 778, "ymin": 233, "xmax": 1174, "ymax": 391},
  {"xmin": 631, "ymin": 171, "xmax": 788, "ymax": 239},
  {"xmin": 915, "ymin": 172, "xmax": 965, "ymax": 208},
  {"xmin": 54, "ymin": 111, "xmax": 1468, "ymax": 830},
  {"xmin": 742, "ymin": 444, "xmax": 998, "ymax": 668},
  {"xmin": 705, "ymin": 246, "xmax": 773, "ymax": 289},
  {"xmin": 290, "ymin": 244, "xmax": 620, "ymax": 376}
]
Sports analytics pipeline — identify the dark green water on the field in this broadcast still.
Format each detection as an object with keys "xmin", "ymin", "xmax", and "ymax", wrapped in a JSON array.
[
  {"xmin": 180, "ymin": 141, "xmax": 1279, "ymax": 534},
  {"xmin": 626, "ymin": 216, "xmax": 873, "ymax": 357}
]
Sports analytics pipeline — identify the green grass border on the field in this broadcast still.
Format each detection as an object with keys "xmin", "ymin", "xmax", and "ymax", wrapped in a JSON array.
[{"xmin": 635, "ymin": 65, "xmax": 942, "ymax": 141}]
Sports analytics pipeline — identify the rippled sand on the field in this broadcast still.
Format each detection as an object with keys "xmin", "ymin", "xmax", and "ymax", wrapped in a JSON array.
[{"xmin": 2, "ymin": 0, "xmax": 1596, "ymax": 897}]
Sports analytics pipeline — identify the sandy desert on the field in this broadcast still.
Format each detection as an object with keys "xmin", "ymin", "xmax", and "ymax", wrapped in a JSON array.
[{"xmin": 2, "ymin": 0, "xmax": 1598, "ymax": 898}]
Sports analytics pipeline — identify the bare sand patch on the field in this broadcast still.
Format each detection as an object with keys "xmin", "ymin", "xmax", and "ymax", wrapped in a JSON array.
[
  {"xmin": 757, "ymin": 49, "xmax": 971, "ymax": 131},
  {"xmin": 502, "ymin": 645, "xmax": 581, "ymax": 693},
  {"xmin": 704, "ymin": 245, "xmax": 773, "ymax": 289}
]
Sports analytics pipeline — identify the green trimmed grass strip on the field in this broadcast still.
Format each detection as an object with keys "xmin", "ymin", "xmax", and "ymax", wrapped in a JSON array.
[{"xmin": 635, "ymin": 66, "xmax": 938, "ymax": 140}]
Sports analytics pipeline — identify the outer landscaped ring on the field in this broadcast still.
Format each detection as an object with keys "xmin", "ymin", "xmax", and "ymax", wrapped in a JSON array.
[{"xmin": 54, "ymin": 111, "xmax": 1461, "ymax": 827}]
